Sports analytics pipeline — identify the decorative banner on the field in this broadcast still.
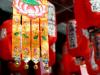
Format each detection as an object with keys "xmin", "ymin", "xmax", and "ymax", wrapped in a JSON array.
[
  {"xmin": 13, "ymin": 0, "xmax": 47, "ymax": 18},
  {"xmin": 31, "ymin": 18, "xmax": 40, "ymax": 69},
  {"xmin": 40, "ymin": 16, "xmax": 49, "ymax": 72},
  {"xmin": 48, "ymin": 2, "xmax": 56, "ymax": 37},
  {"xmin": 90, "ymin": 0, "xmax": 100, "ymax": 12},
  {"xmin": 12, "ymin": 0, "xmax": 48, "ymax": 71},
  {"xmin": 12, "ymin": 8, "xmax": 22, "ymax": 66},
  {"xmin": 67, "ymin": 20, "xmax": 77, "ymax": 49},
  {"xmin": 22, "ymin": 16, "xmax": 31, "ymax": 69}
]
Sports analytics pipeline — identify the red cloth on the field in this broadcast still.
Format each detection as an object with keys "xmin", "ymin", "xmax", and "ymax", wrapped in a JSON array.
[
  {"xmin": 0, "ymin": 19, "xmax": 12, "ymax": 60},
  {"xmin": 0, "ymin": 19, "xmax": 56, "ymax": 74},
  {"xmin": 49, "ymin": 35, "xmax": 57, "ymax": 46},
  {"xmin": 49, "ymin": 46, "xmax": 56, "ymax": 66},
  {"xmin": 61, "ymin": 54, "xmax": 81, "ymax": 75},
  {"xmin": 85, "ymin": 35, "xmax": 100, "ymax": 75},
  {"xmin": 86, "ymin": 60, "xmax": 100, "ymax": 75},
  {"xmin": 74, "ymin": 0, "xmax": 100, "ymax": 29}
]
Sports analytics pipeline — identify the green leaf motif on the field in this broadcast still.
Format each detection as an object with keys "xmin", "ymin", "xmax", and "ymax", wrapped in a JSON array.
[
  {"xmin": 22, "ymin": 0, "xmax": 39, "ymax": 6},
  {"xmin": 42, "ymin": 36, "xmax": 46, "ymax": 40},
  {"xmin": 22, "ymin": 34, "xmax": 29, "ymax": 38},
  {"xmin": 14, "ymin": 32, "xmax": 19, "ymax": 36},
  {"xmin": 34, "ymin": 35, "xmax": 38, "ymax": 40}
]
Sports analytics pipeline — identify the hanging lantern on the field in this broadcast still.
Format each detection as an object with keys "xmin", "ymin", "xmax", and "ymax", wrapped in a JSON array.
[
  {"xmin": 22, "ymin": 16, "xmax": 31, "ymax": 69},
  {"xmin": 40, "ymin": 16, "xmax": 49, "ymax": 71},
  {"xmin": 74, "ymin": 0, "xmax": 100, "ymax": 29},
  {"xmin": 12, "ymin": 9, "xmax": 22, "ymax": 66},
  {"xmin": 38, "ymin": 2, "xmax": 57, "ymax": 75},
  {"xmin": 12, "ymin": 0, "xmax": 49, "ymax": 71},
  {"xmin": 0, "ymin": 20, "xmax": 12, "ymax": 60},
  {"xmin": 74, "ymin": 0, "xmax": 100, "ymax": 74},
  {"xmin": 66, "ymin": 19, "xmax": 91, "ymax": 61},
  {"xmin": 31, "ymin": 18, "xmax": 40, "ymax": 69}
]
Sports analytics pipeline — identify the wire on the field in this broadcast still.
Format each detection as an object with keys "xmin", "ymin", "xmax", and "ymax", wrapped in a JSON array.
[{"xmin": 50, "ymin": 0, "xmax": 73, "ymax": 13}]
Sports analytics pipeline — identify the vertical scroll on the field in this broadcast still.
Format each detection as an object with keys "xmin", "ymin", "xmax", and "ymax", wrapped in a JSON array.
[
  {"xmin": 12, "ymin": 8, "xmax": 22, "ymax": 66},
  {"xmin": 40, "ymin": 16, "xmax": 49, "ymax": 71},
  {"xmin": 22, "ymin": 16, "xmax": 31, "ymax": 69},
  {"xmin": 31, "ymin": 18, "xmax": 40, "ymax": 69}
]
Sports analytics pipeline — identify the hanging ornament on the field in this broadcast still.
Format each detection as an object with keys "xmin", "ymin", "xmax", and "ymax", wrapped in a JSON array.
[
  {"xmin": 31, "ymin": 18, "xmax": 40, "ymax": 69},
  {"xmin": 12, "ymin": 8, "xmax": 22, "ymax": 67},
  {"xmin": 12, "ymin": 0, "xmax": 48, "ymax": 72},
  {"xmin": 40, "ymin": 16, "xmax": 49, "ymax": 72},
  {"xmin": 66, "ymin": 19, "xmax": 91, "ymax": 61},
  {"xmin": 22, "ymin": 16, "xmax": 31, "ymax": 69}
]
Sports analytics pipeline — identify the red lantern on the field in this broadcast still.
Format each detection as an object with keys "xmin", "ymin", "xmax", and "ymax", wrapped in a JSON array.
[
  {"xmin": 74, "ymin": 0, "xmax": 100, "ymax": 29},
  {"xmin": 0, "ymin": 19, "xmax": 12, "ymax": 60},
  {"xmin": 66, "ymin": 20, "xmax": 90, "ymax": 60},
  {"xmin": 74, "ymin": 0, "xmax": 100, "ymax": 74}
]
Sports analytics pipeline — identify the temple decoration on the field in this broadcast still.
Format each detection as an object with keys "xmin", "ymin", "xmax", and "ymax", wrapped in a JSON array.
[
  {"xmin": 31, "ymin": 18, "xmax": 40, "ymax": 69},
  {"xmin": 12, "ymin": 0, "xmax": 49, "ymax": 71},
  {"xmin": 48, "ymin": 1, "xmax": 56, "ymax": 37},
  {"xmin": 12, "ymin": 8, "xmax": 22, "ymax": 67},
  {"xmin": 13, "ymin": 0, "xmax": 47, "ymax": 18},
  {"xmin": 22, "ymin": 16, "xmax": 31, "ymax": 69},
  {"xmin": 40, "ymin": 16, "xmax": 49, "ymax": 71}
]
